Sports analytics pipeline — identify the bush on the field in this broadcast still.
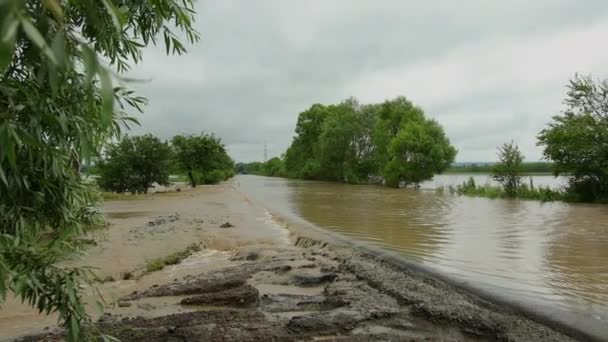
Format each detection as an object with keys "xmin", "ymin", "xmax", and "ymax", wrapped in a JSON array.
[
  {"xmin": 97, "ymin": 135, "xmax": 172, "ymax": 194},
  {"xmin": 203, "ymin": 169, "xmax": 227, "ymax": 184},
  {"xmin": 492, "ymin": 142, "xmax": 524, "ymax": 197},
  {"xmin": 171, "ymin": 133, "xmax": 235, "ymax": 187}
]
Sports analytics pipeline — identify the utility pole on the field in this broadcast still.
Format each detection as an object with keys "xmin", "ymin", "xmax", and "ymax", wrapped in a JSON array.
[{"xmin": 263, "ymin": 140, "xmax": 268, "ymax": 163}]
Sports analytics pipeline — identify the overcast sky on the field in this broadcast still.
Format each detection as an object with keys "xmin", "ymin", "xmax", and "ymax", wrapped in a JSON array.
[{"xmin": 129, "ymin": 1, "xmax": 608, "ymax": 163}]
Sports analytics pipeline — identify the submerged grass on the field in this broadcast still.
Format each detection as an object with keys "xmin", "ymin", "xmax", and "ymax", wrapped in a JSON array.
[
  {"xmin": 441, "ymin": 177, "xmax": 568, "ymax": 202},
  {"xmin": 145, "ymin": 243, "xmax": 202, "ymax": 273}
]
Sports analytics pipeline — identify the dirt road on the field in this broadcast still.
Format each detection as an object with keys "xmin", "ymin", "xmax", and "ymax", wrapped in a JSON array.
[{"xmin": 2, "ymin": 181, "xmax": 586, "ymax": 341}]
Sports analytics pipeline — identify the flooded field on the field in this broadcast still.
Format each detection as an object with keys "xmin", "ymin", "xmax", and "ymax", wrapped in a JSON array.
[{"xmin": 237, "ymin": 175, "xmax": 608, "ymax": 328}]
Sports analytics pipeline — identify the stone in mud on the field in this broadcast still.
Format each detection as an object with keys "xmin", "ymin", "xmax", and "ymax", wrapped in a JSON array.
[
  {"xmin": 97, "ymin": 310, "xmax": 290, "ymax": 341},
  {"xmin": 292, "ymin": 272, "xmax": 337, "ymax": 287},
  {"xmin": 260, "ymin": 293, "xmax": 346, "ymax": 313},
  {"xmin": 230, "ymin": 249, "xmax": 260, "ymax": 261},
  {"xmin": 102, "ymin": 275, "xmax": 115, "ymax": 283},
  {"xmin": 125, "ymin": 269, "xmax": 249, "ymax": 300},
  {"xmin": 268, "ymin": 264, "xmax": 292, "ymax": 273},
  {"xmin": 287, "ymin": 309, "xmax": 367, "ymax": 334},
  {"xmin": 219, "ymin": 221, "xmax": 234, "ymax": 228},
  {"xmin": 180, "ymin": 285, "xmax": 259, "ymax": 307}
]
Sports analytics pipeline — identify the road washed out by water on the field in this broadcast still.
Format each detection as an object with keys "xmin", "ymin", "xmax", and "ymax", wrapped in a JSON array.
[
  {"xmin": 1, "ymin": 178, "xmax": 604, "ymax": 341},
  {"xmin": 237, "ymin": 175, "xmax": 608, "ymax": 330}
]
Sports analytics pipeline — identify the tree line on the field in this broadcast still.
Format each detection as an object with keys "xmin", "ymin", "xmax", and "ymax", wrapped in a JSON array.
[
  {"xmin": 96, "ymin": 133, "xmax": 235, "ymax": 194},
  {"xmin": 446, "ymin": 162, "xmax": 554, "ymax": 174},
  {"xmin": 241, "ymin": 97, "xmax": 457, "ymax": 187},
  {"xmin": 245, "ymin": 75, "xmax": 608, "ymax": 203}
]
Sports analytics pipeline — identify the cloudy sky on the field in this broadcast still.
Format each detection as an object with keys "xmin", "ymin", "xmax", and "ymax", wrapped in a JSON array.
[{"xmin": 130, "ymin": 1, "xmax": 608, "ymax": 163}]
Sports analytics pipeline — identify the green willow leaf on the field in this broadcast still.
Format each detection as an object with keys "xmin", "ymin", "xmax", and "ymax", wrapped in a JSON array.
[
  {"xmin": 80, "ymin": 44, "xmax": 97, "ymax": 83},
  {"xmin": 100, "ymin": 0, "xmax": 125, "ymax": 32},
  {"xmin": 51, "ymin": 32, "xmax": 66, "ymax": 70},
  {"xmin": 0, "ymin": 16, "xmax": 18, "ymax": 71},
  {"xmin": 99, "ymin": 68, "xmax": 113, "ymax": 124},
  {"xmin": 21, "ymin": 19, "xmax": 57, "ymax": 65},
  {"xmin": 41, "ymin": 0, "xmax": 64, "ymax": 20}
]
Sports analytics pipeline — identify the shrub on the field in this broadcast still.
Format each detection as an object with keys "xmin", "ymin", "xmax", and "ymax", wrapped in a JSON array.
[{"xmin": 97, "ymin": 135, "xmax": 172, "ymax": 194}]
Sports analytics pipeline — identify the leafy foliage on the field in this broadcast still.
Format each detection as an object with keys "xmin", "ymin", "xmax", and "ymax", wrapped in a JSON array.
[
  {"xmin": 171, "ymin": 133, "xmax": 235, "ymax": 187},
  {"xmin": 97, "ymin": 135, "xmax": 173, "ymax": 194},
  {"xmin": 538, "ymin": 75, "xmax": 608, "ymax": 202},
  {"xmin": 492, "ymin": 142, "xmax": 524, "ymax": 197},
  {"xmin": 282, "ymin": 96, "xmax": 456, "ymax": 186},
  {"xmin": 0, "ymin": 0, "xmax": 198, "ymax": 339}
]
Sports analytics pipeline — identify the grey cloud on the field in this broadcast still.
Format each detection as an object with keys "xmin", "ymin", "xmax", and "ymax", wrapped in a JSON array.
[{"xmin": 127, "ymin": 0, "xmax": 608, "ymax": 162}]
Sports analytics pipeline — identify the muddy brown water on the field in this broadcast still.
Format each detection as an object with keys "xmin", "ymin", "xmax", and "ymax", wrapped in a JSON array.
[{"xmin": 236, "ymin": 174, "xmax": 608, "ymax": 329}]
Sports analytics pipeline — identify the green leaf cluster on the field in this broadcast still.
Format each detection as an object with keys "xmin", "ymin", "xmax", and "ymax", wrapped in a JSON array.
[
  {"xmin": 492, "ymin": 142, "xmax": 525, "ymax": 197},
  {"xmin": 538, "ymin": 74, "xmax": 608, "ymax": 202},
  {"xmin": 171, "ymin": 133, "xmax": 235, "ymax": 187},
  {"xmin": 282, "ymin": 96, "xmax": 457, "ymax": 186},
  {"xmin": 97, "ymin": 134, "xmax": 173, "ymax": 194},
  {"xmin": 0, "ymin": 0, "xmax": 199, "ymax": 339}
]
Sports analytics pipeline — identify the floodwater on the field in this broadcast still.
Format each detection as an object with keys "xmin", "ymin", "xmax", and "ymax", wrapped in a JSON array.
[{"xmin": 237, "ymin": 174, "xmax": 608, "ymax": 328}]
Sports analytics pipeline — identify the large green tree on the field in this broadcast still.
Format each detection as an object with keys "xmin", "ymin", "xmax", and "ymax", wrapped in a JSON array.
[
  {"xmin": 0, "ymin": 0, "xmax": 198, "ymax": 339},
  {"xmin": 317, "ymin": 98, "xmax": 377, "ymax": 183},
  {"xmin": 97, "ymin": 134, "xmax": 172, "ymax": 194},
  {"xmin": 282, "ymin": 96, "xmax": 455, "ymax": 186},
  {"xmin": 172, "ymin": 133, "xmax": 234, "ymax": 187},
  {"xmin": 375, "ymin": 97, "xmax": 456, "ymax": 187},
  {"xmin": 382, "ymin": 116, "xmax": 456, "ymax": 187},
  {"xmin": 538, "ymin": 75, "xmax": 608, "ymax": 201}
]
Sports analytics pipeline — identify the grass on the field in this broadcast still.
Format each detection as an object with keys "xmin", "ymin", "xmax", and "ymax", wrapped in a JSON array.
[
  {"xmin": 441, "ymin": 177, "xmax": 567, "ymax": 202},
  {"xmin": 145, "ymin": 243, "xmax": 202, "ymax": 273}
]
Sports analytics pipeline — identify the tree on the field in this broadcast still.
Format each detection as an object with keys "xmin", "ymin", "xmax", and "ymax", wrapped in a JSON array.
[
  {"xmin": 538, "ymin": 75, "xmax": 608, "ymax": 202},
  {"xmin": 284, "ymin": 104, "xmax": 331, "ymax": 178},
  {"xmin": 383, "ymin": 117, "xmax": 456, "ymax": 187},
  {"xmin": 0, "ymin": 0, "xmax": 198, "ymax": 339},
  {"xmin": 97, "ymin": 135, "xmax": 172, "ymax": 194},
  {"xmin": 264, "ymin": 157, "xmax": 285, "ymax": 177},
  {"xmin": 172, "ymin": 133, "xmax": 234, "ymax": 187},
  {"xmin": 492, "ymin": 142, "xmax": 524, "ymax": 197},
  {"xmin": 318, "ymin": 100, "xmax": 360, "ymax": 181},
  {"xmin": 282, "ymin": 96, "xmax": 455, "ymax": 186}
]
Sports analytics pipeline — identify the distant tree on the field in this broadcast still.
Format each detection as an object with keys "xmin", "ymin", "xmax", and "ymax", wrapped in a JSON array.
[
  {"xmin": 492, "ymin": 142, "xmax": 524, "ymax": 197},
  {"xmin": 264, "ymin": 157, "xmax": 285, "ymax": 177},
  {"xmin": 172, "ymin": 133, "xmax": 234, "ymax": 187},
  {"xmin": 97, "ymin": 135, "xmax": 172, "ymax": 194}
]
